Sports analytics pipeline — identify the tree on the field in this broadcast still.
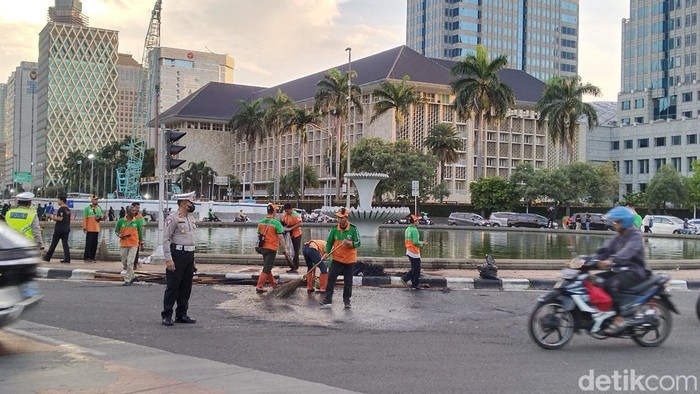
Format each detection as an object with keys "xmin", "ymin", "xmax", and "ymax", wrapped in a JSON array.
[
  {"xmin": 263, "ymin": 89, "xmax": 296, "ymax": 202},
  {"xmin": 370, "ymin": 75, "xmax": 424, "ymax": 127},
  {"xmin": 286, "ymin": 107, "xmax": 321, "ymax": 201},
  {"xmin": 589, "ymin": 162, "xmax": 621, "ymax": 205},
  {"xmin": 314, "ymin": 68, "xmax": 363, "ymax": 199},
  {"xmin": 182, "ymin": 161, "xmax": 217, "ymax": 199},
  {"xmin": 469, "ymin": 177, "xmax": 519, "ymax": 214},
  {"xmin": 287, "ymin": 163, "xmax": 320, "ymax": 200},
  {"xmin": 536, "ymin": 76, "xmax": 601, "ymax": 163},
  {"xmin": 424, "ymin": 123, "xmax": 461, "ymax": 181},
  {"xmin": 431, "ymin": 181, "xmax": 451, "ymax": 203},
  {"xmin": 509, "ymin": 163, "xmax": 543, "ymax": 212},
  {"xmin": 645, "ymin": 164, "xmax": 688, "ymax": 212},
  {"xmin": 685, "ymin": 160, "xmax": 700, "ymax": 217},
  {"xmin": 451, "ymin": 44, "xmax": 514, "ymax": 180},
  {"xmin": 230, "ymin": 99, "xmax": 266, "ymax": 199}
]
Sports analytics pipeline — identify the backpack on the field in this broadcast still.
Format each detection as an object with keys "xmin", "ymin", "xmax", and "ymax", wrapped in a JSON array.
[{"xmin": 477, "ymin": 255, "xmax": 499, "ymax": 280}]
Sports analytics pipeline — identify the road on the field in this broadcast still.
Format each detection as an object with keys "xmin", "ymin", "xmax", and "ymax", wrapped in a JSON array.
[{"xmin": 4, "ymin": 280, "xmax": 700, "ymax": 393}]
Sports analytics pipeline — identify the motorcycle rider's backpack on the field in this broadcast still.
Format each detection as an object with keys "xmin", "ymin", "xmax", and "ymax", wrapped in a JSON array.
[
  {"xmin": 584, "ymin": 280, "xmax": 612, "ymax": 311},
  {"xmin": 478, "ymin": 255, "xmax": 499, "ymax": 280}
]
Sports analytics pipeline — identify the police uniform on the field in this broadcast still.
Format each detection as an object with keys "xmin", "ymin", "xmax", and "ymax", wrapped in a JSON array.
[
  {"xmin": 161, "ymin": 193, "xmax": 197, "ymax": 326},
  {"xmin": 6, "ymin": 192, "xmax": 43, "ymax": 247}
]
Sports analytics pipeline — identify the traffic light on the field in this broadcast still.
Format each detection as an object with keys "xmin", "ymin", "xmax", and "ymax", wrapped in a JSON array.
[{"xmin": 165, "ymin": 129, "xmax": 186, "ymax": 171}]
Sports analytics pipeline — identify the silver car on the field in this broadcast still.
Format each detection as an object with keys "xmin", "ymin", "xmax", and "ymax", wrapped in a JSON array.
[
  {"xmin": 0, "ymin": 223, "xmax": 43, "ymax": 328},
  {"xmin": 448, "ymin": 212, "xmax": 488, "ymax": 226},
  {"xmin": 488, "ymin": 212, "xmax": 517, "ymax": 227}
]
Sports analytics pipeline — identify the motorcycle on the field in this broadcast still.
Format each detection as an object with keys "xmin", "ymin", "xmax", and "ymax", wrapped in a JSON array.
[
  {"xmin": 202, "ymin": 216, "xmax": 222, "ymax": 222},
  {"xmin": 234, "ymin": 216, "xmax": 250, "ymax": 223},
  {"xmin": 528, "ymin": 255, "xmax": 678, "ymax": 350}
]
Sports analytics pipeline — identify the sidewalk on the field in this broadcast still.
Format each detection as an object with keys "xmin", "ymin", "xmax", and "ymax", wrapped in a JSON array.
[{"xmin": 37, "ymin": 259, "xmax": 700, "ymax": 291}]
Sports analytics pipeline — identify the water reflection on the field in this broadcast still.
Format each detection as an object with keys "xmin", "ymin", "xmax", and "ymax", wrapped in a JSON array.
[{"xmin": 44, "ymin": 227, "xmax": 700, "ymax": 260}]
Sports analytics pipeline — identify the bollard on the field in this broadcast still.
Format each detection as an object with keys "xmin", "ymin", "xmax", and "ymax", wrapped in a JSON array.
[{"xmin": 96, "ymin": 235, "xmax": 109, "ymax": 261}]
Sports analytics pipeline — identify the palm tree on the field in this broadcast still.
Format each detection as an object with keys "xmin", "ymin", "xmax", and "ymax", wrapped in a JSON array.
[
  {"xmin": 536, "ymin": 76, "xmax": 601, "ymax": 163},
  {"xmin": 314, "ymin": 68, "xmax": 363, "ymax": 199},
  {"xmin": 263, "ymin": 90, "xmax": 296, "ymax": 202},
  {"xmin": 230, "ymin": 99, "xmax": 266, "ymax": 199},
  {"xmin": 182, "ymin": 161, "xmax": 216, "ymax": 199},
  {"xmin": 451, "ymin": 44, "xmax": 514, "ymax": 180},
  {"xmin": 424, "ymin": 123, "xmax": 461, "ymax": 181},
  {"xmin": 370, "ymin": 75, "xmax": 425, "ymax": 139},
  {"xmin": 286, "ymin": 107, "xmax": 321, "ymax": 201}
]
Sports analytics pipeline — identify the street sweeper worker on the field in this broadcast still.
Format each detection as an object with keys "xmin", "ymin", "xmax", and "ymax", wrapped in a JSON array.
[
  {"xmin": 320, "ymin": 207, "xmax": 361, "ymax": 309},
  {"xmin": 302, "ymin": 239, "xmax": 328, "ymax": 293},
  {"xmin": 255, "ymin": 203, "xmax": 288, "ymax": 293}
]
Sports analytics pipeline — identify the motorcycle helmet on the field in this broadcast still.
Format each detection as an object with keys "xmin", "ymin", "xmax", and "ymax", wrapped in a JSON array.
[{"xmin": 604, "ymin": 206, "xmax": 635, "ymax": 229}]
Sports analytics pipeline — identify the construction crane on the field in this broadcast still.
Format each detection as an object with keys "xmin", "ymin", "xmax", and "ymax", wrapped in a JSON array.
[{"xmin": 116, "ymin": 0, "xmax": 162, "ymax": 198}]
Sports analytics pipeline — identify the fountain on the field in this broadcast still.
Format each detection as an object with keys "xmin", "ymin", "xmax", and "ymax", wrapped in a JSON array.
[{"xmin": 323, "ymin": 172, "xmax": 410, "ymax": 237}]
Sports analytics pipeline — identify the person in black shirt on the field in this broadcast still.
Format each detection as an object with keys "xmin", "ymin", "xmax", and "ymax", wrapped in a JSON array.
[
  {"xmin": 108, "ymin": 206, "xmax": 115, "ymax": 221},
  {"xmin": 43, "ymin": 196, "xmax": 72, "ymax": 263}
]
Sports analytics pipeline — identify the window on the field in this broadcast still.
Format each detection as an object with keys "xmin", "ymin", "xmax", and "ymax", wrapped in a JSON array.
[
  {"xmin": 624, "ymin": 160, "xmax": 633, "ymax": 174},
  {"xmin": 635, "ymin": 116, "xmax": 645, "ymax": 123},
  {"xmin": 561, "ymin": 26, "xmax": 577, "ymax": 36},
  {"xmin": 622, "ymin": 101, "xmax": 631, "ymax": 110},
  {"xmin": 683, "ymin": 92, "xmax": 694, "ymax": 102},
  {"xmin": 655, "ymin": 137, "xmax": 666, "ymax": 146},
  {"xmin": 672, "ymin": 135, "xmax": 682, "ymax": 145},
  {"xmin": 611, "ymin": 141, "xmax": 620, "ymax": 150},
  {"xmin": 688, "ymin": 156, "xmax": 698, "ymax": 170},
  {"xmin": 654, "ymin": 158, "xmax": 667, "ymax": 170},
  {"xmin": 560, "ymin": 64, "xmax": 577, "ymax": 72},
  {"xmin": 638, "ymin": 138, "xmax": 649, "ymax": 148},
  {"xmin": 683, "ymin": 111, "xmax": 693, "ymax": 118},
  {"xmin": 638, "ymin": 159, "xmax": 649, "ymax": 174},
  {"xmin": 621, "ymin": 117, "xmax": 631, "ymax": 125},
  {"xmin": 561, "ymin": 39, "xmax": 577, "ymax": 48},
  {"xmin": 639, "ymin": 183, "xmax": 647, "ymax": 192},
  {"xmin": 671, "ymin": 157, "xmax": 682, "ymax": 171},
  {"xmin": 688, "ymin": 134, "xmax": 698, "ymax": 144},
  {"xmin": 635, "ymin": 98, "xmax": 645, "ymax": 108},
  {"xmin": 624, "ymin": 139, "xmax": 633, "ymax": 149}
]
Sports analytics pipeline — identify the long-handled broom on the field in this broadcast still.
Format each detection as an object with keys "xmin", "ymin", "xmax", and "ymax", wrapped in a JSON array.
[{"xmin": 272, "ymin": 244, "xmax": 342, "ymax": 299}]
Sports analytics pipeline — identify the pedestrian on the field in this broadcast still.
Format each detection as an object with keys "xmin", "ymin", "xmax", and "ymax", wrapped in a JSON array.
[
  {"xmin": 119, "ymin": 206, "xmax": 126, "ymax": 219},
  {"xmin": 82, "ymin": 195, "xmax": 103, "ymax": 263},
  {"xmin": 302, "ymin": 240, "xmax": 328, "ymax": 293},
  {"xmin": 401, "ymin": 214, "xmax": 424, "ymax": 290},
  {"xmin": 37, "ymin": 204, "xmax": 45, "ymax": 221},
  {"xmin": 115, "ymin": 205, "xmax": 143, "ymax": 286},
  {"xmin": 45, "ymin": 202, "xmax": 55, "ymax": 217},
  {"xmin": 547, "ymin": 206, "xmax": 556, "ymax": 228},
  {"xmin": 161, "ymin": 193, "xmax": 198, "ymax": 326},
  {"xmin": 585, "ymin": 213, "xmax": 591, "ymax": 231},
  {"xmin": 562, "ymin": 215, "xmax": 570, "ymax": 230},
  {"xmin": 108, "ymin": 206, "xmax": 115, "ymax": 221},
  {"xmin": 131, "ymin": 202, "xmax": 145, "ymax": 269},
  {"xmin": 254, "ymin": 204, "xmax": 288, "ymax": 293},
  {"xmin": 43, "ymin": 195, "xmax": 71, "ymax": 263},
  {"xmin": 320, "ymin": 207, "xmax": 361, "ymax": 309},
  {"xmin": 642, "ymin": 215, "xmax": 652, "ymax": 233},
  {"xmin": 648, "ymin": 216, "xmax": 654, "ymax": 233},
  {"xmin": 6, "ymin": 192, "xmax": 44, "ymax": 249},
  {"xmin": 575, "ymin": 214, "xmax": 582, "ymax": 230},
  {"xmin": 281, "ymin": 203, "xmax": 303, "ymax": 273},
  {"xmin": 625, "ymin": 202, "xmax": 642, "ymax": 230}
]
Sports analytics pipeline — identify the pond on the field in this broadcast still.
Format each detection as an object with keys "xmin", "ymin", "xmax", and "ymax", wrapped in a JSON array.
[{"xmin": 44, "ymin": 226, "xmax": 700, "ymax": 260}]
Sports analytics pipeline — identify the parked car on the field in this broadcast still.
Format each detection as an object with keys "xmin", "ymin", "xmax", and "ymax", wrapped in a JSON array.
[
  {"xmin": 488, "ymin": 212, "xmax": 517, "ymax": 227},
  {"xmin": 0, "ymin": 223, "xmax": 42, "ymax": 328},
  {"xmin": 448, "ymin": 212, "xmax": 488, "ymax": 226},
  {"xmin": 644, "ymin": 215, "xmax": 693, "ymax": 235},
  {"xmin": 507, "ymin": 213, "xmax": 549, "ymax": 228},
  {"xmin": 570, "ymin": 212, "xmax": 614, "ymax": 231}
]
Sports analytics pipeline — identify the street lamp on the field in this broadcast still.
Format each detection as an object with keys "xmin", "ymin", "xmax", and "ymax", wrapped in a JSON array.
[
  {"xmin": 88, "ymin": 153, "xmax": 95, "ymax": 195},
  {"xmin": 345, "ymin": 46, "xmax": 352, "ymax": 209},
  {"xmin": 77, "ymin": 160, "xmax": 83, "ymax": 193}
]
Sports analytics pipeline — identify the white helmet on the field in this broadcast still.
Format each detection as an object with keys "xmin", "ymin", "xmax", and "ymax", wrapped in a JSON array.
[{"xmin": 16, "ymin": 192, "xmax": 35, "ymax": 201}]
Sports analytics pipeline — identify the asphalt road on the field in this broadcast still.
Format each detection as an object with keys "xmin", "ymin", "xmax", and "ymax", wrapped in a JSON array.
[{"xmin": 10, "ymin": 280, "xmax": 700, "ymax": 393}]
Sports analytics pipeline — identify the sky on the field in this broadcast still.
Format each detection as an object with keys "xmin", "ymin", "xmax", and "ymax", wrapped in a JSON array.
[{"xmin": 0, "ymin": 0, "xmax": 628, "ymax": 102}]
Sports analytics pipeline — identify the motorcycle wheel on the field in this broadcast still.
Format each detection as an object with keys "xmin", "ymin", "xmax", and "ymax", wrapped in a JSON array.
[
  {"xmin": 528, "ymin": 302, "xmax": 575, "ymax": 350},
  {"xmin": 631, "ymin": 299, "xmax": 673, "ymax": 347},
  {"xmin": 696, "ymin": 294, "xmax": 700, "ymax": 321}
]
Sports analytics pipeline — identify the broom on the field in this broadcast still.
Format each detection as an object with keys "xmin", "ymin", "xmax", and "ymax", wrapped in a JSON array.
[{"xmin": 272, "ymin": 243, "xmax": 342, "ymax": 298}]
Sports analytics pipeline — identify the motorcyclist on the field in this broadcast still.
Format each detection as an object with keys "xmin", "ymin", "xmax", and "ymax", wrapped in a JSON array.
[
  {"xmin": 594, "ymin": 206, "xmax": 649, "ymax": 335},
  {"xmin": 236, "ymin": 210, "xmax": 248, "ymax": 222},
  {"xmin": 208, "ymin": 209, "xmax": 216, "ymax": 221}
]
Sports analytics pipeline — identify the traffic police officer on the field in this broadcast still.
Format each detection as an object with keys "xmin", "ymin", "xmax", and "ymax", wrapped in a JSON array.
[
  {"xmin": 6, "ymin": 192, "xmax": 43, "ymax": 248},
  {"xmin": 161, "ymin": 192, "xmax": 197, "ymax": 326}
]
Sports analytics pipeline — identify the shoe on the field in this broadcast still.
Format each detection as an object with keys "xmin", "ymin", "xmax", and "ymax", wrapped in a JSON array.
[
  {"xmin": 174, "ymin": 315, "xmax": 197, "ymax": 324},
  {"xmin": 162, "ymin": 317, "xmax": 174, "ymax": 326},
  {"xmin": 42, "ymin": 257, "xmax": 50, "ymax": 262},
  {"xmin": 603, "ymin": 321, "xmax": 627, "ymax": 336},
  {"xmin": 344, "ymin": 301, "xmax": 351, "ymax": 309},
  {"xmin": 60, "ymin": 260, "xmax": 70, "ymax": 264},
  {"xmin": 255, "ymin": 287, "xmax": 268, "ymax": 293},
  {"xmin": 286, "ymin": 269, "xmax": 298, "ymax": 273},
  {"xmin": 129, "ymin": 277, "xmax": 136, "ymax": 284},
  {"xmin": 319, "ymin": 301, "xmax": 332, "ymax": 309},
  {"xmin": 122, "ymin": 281, "xmax": 132, "ymax": 286},
  {"xmin": 400, "ymin": 278, "xmax": 409, "ymax": 286}
]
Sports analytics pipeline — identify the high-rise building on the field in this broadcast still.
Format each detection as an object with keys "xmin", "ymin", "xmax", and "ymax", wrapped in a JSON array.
[
  {"xmin": 618, "ymin": 0, "xmax": 700, "ymax": 125},
  {"xmin": 151, "ymin": 47, "xmax": 234, "ymax": 114},
  {"xmin": 0, "ymin": 83, "xmax": 6, "ymax": 189},
  {"xmin": 116, "ymin": 53, "xmax": 142, "ymax": 142},
  {"xmin": 2, "ymin": 62, "xmax": 39, "ymax": 191},
  {"xmin": 406, "ymin": 0, "xmax": 579, "ymax": 81},
  {"xmin": 36, "ymin": 0, "xmax": 119, "ymax": 186}
]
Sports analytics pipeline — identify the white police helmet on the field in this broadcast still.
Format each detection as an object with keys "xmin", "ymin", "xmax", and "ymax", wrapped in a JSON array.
[{"xmin": 16, "ymin": 192, "xmax": 35, "ymax": 201}]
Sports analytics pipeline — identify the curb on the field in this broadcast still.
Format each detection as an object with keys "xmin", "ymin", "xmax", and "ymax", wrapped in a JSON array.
[{"xmin": 35, "ymin": 268, "xmax": 700, "ymax": 291}]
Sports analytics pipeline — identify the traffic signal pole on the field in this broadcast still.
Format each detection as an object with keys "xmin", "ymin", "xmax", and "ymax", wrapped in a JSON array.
[{"xmin": 152, "ymin": 126, "xmax": 166, "ymax": 263}]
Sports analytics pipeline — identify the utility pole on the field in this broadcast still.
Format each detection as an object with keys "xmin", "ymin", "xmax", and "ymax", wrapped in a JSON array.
[{"xmin": 345, "ymin": 47, "xmax": 352, "ymax": 209}]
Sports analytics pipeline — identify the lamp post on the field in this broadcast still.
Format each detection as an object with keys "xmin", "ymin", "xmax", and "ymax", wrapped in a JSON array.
[
  {"xmin": 88, "ymin": 153, "xmax": 95, "ymax": 195},
  {"xmin": 77, "ymin": 160, "xmax": 83, "ymax": 193},
  {"xmin": 345, "ymin": 46, "xmax": 352, "ymax": 209}
]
